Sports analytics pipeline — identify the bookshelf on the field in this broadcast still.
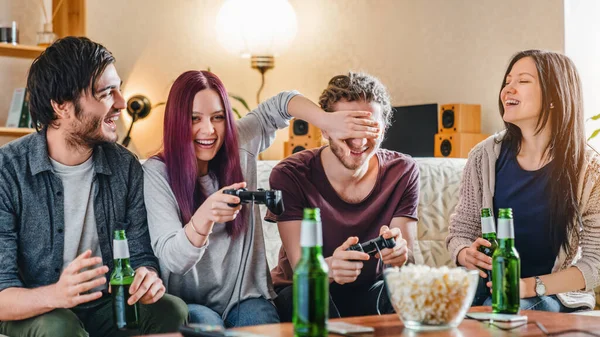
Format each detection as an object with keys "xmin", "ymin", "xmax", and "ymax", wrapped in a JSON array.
[
  {"xmin": 1, "ymin": 0, "xmax": 85, "ymax": 142},
  {"xmin": 0, "ymin": 0, "xmax": 84, "ymax": 60},
  {"xmin": 0, "ymin": 44, "xmax": 45, "ymax": 59},
  {"xmin": 0, "ymin": 127, "xmax": 35, "ymax": 137}
]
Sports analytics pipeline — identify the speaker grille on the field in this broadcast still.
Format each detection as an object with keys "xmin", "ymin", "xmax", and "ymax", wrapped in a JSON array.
[
  {"xmin": 292, "ymin": 120, "xmax": 309, "ymax": 136},
  {"xmin": 292, "ymin": 146, "xmax": 305, "ymax": 154},
  {"xmin": 440, "ymin": 139, "xmax": 452, "ymax": 157},
  {"xmin": 442, "ymin": 109, "xmax": 455, "ymax": 129}
]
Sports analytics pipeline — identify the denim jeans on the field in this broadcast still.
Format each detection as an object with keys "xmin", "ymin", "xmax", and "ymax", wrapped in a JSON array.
[
  {"xmin": 188, "ymin": 297, "xmax": 279, "ymax": 328},
  {"xmin": 472, "ymin": 276, "xmax": 584, "ymax": 313},
  {"xmin": 0, "ymin": 294, "xmax": 188, "ymax": 337}
]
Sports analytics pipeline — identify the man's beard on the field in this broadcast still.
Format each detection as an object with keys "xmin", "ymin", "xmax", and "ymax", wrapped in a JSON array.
[
  {"xmin": 65, "ymin": 113, "xmax": 113, "ymax": 150},
  {"xmin": 329, "ymin": 139, "xmax": 371, "ymax": 170}
]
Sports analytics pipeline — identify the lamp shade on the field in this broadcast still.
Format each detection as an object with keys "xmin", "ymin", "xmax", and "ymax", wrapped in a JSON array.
[{"xmin": 215, "ymin": 0, "xmax": 297, "ymax": 57}]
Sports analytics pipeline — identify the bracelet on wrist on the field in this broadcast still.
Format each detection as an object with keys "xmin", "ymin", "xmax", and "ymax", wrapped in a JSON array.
[{"xmin": 189, "ymin": 217, "xmax": 212, "ymax": 237}]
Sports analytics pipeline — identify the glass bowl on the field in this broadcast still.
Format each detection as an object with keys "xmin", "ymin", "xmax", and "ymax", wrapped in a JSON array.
[{"xmin": 383, "ymin": 265, "xmax": 479, "ymax": 331}]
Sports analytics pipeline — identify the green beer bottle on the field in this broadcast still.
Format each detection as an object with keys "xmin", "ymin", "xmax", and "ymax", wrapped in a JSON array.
[
  {"xmin": 492, "ymin": 208, "xmax": 520, "ymax": 314},
  {"xmin": 293, "ymin": 208, "xmax": 329, "ymax": 337},
  {"xmin": 478, "ymin": 208, "xmax": 498, "ymax": 284},
  {"xmin": 110, "ymin": 230, "xmax": 139, "ymax": 330}
]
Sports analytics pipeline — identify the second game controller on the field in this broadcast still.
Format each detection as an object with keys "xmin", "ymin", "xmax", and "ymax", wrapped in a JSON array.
[{"xmin": 346, "ymin": 235, "xmax": 396, "ymax": 256}]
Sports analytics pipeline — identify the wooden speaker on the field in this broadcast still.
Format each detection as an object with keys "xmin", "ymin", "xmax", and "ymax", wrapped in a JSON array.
[
  {"xmin": 283, "ymin": 139, "xmax": 327, "ymax": 157},
  {"xmin": 439, "ymin": 103, "xmax": 481, "ymax": 133},
  {"xmin": 434, "ymin": 133, "xmax": 488, "ymax": 158},
  {"xmin": 284, "ymin": 119, "xmax": 323, "ymax": 157}
]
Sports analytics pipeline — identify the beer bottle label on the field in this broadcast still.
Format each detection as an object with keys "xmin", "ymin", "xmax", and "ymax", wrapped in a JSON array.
[
  {"xmin": 481, "ymin": 216, "xmax": 495, "ymax": 234},
  {"xmin": 113, "ymin": 240, "xmax": 130, "ymax": 259},
  {"xmin": 497, "ymin": 219, "xmax": 514, "ymax": 239},
  {"xmin": 300, "ymin": 220, "xmax": 323, "ymax": 247}
]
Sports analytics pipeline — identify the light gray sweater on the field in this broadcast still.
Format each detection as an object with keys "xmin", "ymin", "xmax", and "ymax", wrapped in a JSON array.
[{"xmin": 143, "ymin": 91, "xmax": 298, "ymax": 317}]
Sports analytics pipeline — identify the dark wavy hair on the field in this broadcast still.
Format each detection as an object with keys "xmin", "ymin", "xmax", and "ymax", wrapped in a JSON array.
[
  {"xmin": 159, "ymin": 71, "xmax": 246, "ymax": 237},
  {"xmin": 26, "ymin": 36, "xmax": 115, "ymax": 131},
  {"xmin": 499, "ymin": 50, "xmax": 585, "ymax": 254}
]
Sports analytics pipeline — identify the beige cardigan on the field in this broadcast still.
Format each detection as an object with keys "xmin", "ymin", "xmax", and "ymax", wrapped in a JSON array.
[{"xmin": 446, "ymin": 130, "xmax": 600, "ymax": 309}]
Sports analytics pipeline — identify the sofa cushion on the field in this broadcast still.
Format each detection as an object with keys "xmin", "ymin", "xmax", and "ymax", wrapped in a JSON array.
[
  {"xmin": 257, "ymin": 160, "xmax": 286, "ymax": 270},
  {"xmin": 415, "ymin": 157, "xmax": 467, "ymax": 267}
]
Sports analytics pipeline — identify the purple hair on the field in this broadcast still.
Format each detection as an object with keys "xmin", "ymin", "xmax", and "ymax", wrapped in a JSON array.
[{"xmin": 159, "ymin": 70, "xmax": 246, "ymax": 237}]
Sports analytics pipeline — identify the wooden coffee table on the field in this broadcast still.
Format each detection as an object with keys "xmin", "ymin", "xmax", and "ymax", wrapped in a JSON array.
[{"xmin": 144, "ymin": 307, "xmax": 600, "ymax": 337}]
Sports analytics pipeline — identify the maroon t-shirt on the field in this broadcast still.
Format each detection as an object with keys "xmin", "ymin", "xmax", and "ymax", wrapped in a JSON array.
[{"xmin": 265, "ymin": 146, "xmax": 419, "ymax": 288}]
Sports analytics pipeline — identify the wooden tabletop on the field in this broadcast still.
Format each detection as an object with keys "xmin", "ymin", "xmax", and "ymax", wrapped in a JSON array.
[{"xmin": 143, "ymin": 307, "xmax": 600, "ymax": 337}]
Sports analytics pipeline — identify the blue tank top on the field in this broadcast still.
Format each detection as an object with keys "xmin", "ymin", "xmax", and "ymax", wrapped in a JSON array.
[{"xmin": 493, "ymin": 141, "xmax": 555, "ymax": 278}]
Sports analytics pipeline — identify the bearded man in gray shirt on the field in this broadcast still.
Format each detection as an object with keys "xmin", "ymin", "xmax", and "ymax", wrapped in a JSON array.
[{"xmin": 0, "ymin": 37, "xmax": 187, "ymax": 337}]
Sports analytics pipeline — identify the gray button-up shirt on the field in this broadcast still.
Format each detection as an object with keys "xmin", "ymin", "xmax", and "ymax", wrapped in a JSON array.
[{"xmin": 0, "ymin": 129, "xmax": 158, "ymax": 293}]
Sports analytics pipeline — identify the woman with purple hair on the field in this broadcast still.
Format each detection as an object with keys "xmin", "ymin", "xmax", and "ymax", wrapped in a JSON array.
[{"xmin": 142, "ymin": 70, "xmax": 381, "ymax": 327}]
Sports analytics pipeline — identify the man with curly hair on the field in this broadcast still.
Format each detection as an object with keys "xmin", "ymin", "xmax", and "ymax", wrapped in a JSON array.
[{"xmin": 265, "ymin": 72, "xmax": 420, "ymax": 319}]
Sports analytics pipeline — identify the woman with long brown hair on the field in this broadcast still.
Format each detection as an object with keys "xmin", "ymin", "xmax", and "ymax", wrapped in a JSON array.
[{"xmin": 447, "ymin": 50, "xmax": 600, "ymax": 312}]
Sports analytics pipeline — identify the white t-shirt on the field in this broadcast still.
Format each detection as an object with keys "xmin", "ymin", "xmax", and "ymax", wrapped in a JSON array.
[{"xmin": 51, "ymin": 156, "xmax": 105, "ymax": 291}]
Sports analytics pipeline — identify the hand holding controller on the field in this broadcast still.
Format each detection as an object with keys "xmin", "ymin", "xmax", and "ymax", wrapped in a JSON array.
[
  {"xmin": 223, "ymin": 188, "xmax": 285, "ymax": 216},
  {"xmin": 346, "ymin": 235, "xmax": 396, "ymax": 257}
]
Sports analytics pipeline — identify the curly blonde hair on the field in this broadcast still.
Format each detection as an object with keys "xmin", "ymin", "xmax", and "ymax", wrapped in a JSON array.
[{"xmin": 318, "ymin": 71, "xmax": 392, "ymax": 131}]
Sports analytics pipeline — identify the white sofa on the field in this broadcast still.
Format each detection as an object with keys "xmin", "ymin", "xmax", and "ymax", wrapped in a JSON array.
[{"xmin": 256, "ymin": 157, "xmax": 468, "ymax": 270}]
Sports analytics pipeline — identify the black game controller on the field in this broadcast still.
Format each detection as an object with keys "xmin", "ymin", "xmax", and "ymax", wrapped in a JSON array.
[
  {"xmin": 347, "ymin": 235, "xmax": 396, "ymax": 256},
  {"xmin": 223, "ymin": 188, "xmax": 285, "ymax": 216}
]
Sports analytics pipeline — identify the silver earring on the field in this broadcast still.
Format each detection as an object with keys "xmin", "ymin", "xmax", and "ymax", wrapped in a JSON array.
[{"xmin": 550, "ymin": 103, "xmax": 554, "ymax": 109}]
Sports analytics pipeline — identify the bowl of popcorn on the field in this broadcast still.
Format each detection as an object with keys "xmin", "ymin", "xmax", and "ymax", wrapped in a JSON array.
[{"xmin": 383, "ymin": 265, "xmax": 479, "ymax": 331}]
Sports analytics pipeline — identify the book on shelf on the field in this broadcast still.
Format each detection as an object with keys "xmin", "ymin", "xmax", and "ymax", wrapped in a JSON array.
[{"xmin": 6, "ymin": 88, "xmax": 31, "ymax": 128}]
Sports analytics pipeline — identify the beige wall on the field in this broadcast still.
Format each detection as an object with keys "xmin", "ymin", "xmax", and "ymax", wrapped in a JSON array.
[
  {"xmin": 87, "ymin": 0, "xmax": 564, "ymax": 159},
  {"xmin": 2, "ymin": 0, "xmax": 565, "ymax": 158}
]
